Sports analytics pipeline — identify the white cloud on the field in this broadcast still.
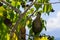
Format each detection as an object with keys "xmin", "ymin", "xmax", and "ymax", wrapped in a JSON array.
[{"xmin": 46, "ymin": 11, "xmax": 60, "ymax": 31}]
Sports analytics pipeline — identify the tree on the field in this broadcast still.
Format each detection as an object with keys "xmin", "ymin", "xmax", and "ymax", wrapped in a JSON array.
[{"xmin": 0, "ymin": 0, "xmax": 55, "ymax": 40}]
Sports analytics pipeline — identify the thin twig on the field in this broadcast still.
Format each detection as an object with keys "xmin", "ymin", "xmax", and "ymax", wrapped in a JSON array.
[
  {"xmin": 35, "ymin": 2, "xmax": 60, "ymax": 5},
  {"xmin": 50, "ymin": 2, "xmax": 60, "ymax": 4},
  {"xmin": 29, "ymin": 10, "xmax": 37, "ymax": 18},
  {"xmin": 27, "ymin": 10, "xmax": 37, "ymax": 20}
]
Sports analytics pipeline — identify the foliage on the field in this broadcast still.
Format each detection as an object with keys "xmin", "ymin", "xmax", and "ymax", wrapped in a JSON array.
[{"xmin": 0, "ymin": 0, "xmax": 55, "ymax": 40}]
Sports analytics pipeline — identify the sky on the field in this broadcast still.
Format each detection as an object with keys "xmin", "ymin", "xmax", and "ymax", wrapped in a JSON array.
[
  {"xmin": 26, "ymin": 0, "xmax": 60, "ymax": 39},
  {"xmin": 41, "ymin": 0, "xmax": 60, "ymax": 38}
]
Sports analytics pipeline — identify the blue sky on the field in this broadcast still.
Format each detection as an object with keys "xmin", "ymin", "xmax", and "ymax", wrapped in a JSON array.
[{"xmin": 26, "ymin": 0, "xmax": 60, "ymax": 39}]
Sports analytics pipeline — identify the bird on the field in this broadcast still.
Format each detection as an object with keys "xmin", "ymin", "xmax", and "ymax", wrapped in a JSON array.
[{"xmin": 32, "ymin": 12, "xmax": 42, "ymax": 35}]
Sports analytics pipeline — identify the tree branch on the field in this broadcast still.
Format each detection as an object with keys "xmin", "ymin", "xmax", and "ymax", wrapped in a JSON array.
[
  {"xmin": 10, "ymin": 1, "xmax": 36, "ymax": 38},
  {"xmin": 35, "ymin": 2, "xmax": 60, "ymax": 5},
  {"xmin": 28, "ymin": 10, "xmax": 37, "ymax": 18}
]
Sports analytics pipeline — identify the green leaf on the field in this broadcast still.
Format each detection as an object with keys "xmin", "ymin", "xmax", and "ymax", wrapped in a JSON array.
[
  {"xmin": 41, "ymin": 19, "xmax": 47, "ymax": 31},
  {"xmin": 3, "ymin": 11, "xmax": 7, "ymax": 18},
  {"xmin": 43, "ymin": 4, "xmax": 52, "ymax": 15},
  {"xmin": 16, "ymin": 1, "xmax": 21, "ymax": 9},
  {"xmin": 44, "ymin": 0, "xmax": 49, "ymax": 3},
  {"xmin": 43, "ymin": 4, "xmax": 48, "ymax": 13},
  {"xmin": 47, "ymin": 4, "xmax": 52, "ymax": 15},
  {"xmin": 26, "ymin": 18, "xmax": 32, "ymax": 28},
  {"xmin": 29, "ymin": 28, "xmax": 34, "ymax": 35},
  {"xmin": 0, "ymin": 7, "xmax": 5, "ymax": 13},
  {"xmin": 0, "ymin": 17, "xmax": 3, "ymax": 24},
  {"xmin": 48, "ymin": 4, "xmax": 52, "ymax": 12},
  {"xmin": 6, "ymin": 0, "xmax": 11, "ymax": 3},
  {"xmin": 34, "ymin": 4, "xmax": 42, "ymax": 10},
  {"xmin": 11, "ymin": 0, "xmax": 16, "ymax": 7},
  {"xmin": 37, "ymin": 0, "xmax": 44, "ymax": 3},
  {"xmin": 3, "ymin": 5, "xmax": 7, "ymax": 9},
  {"xmin": 6, "ymin": 0, "xmax": 10, "ymax": 2},
  {"xmin": 30, "ymin": 8, "xmax": 34, "ymax": 13},
  {"xmin": 27, "ymin": 21, "xmax": 32, "ymax": 28},
  {"xmin": 9, "ymin": 11, "xmax": 14, "ymax": 20},
  {"xmin": 42, "ymin": 0, "xmax": 44, "ymax": 3}
]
